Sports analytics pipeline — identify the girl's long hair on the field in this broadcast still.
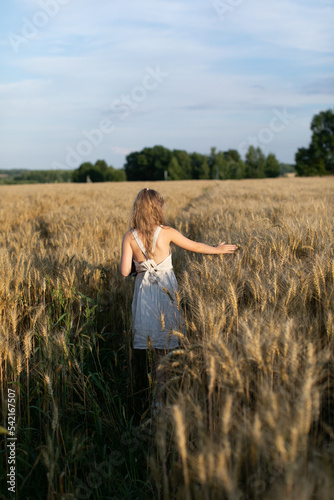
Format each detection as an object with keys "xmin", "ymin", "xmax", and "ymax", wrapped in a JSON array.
[{"xmin": 130, "ymin": 188, "xmax": 168, "ymax": 257}]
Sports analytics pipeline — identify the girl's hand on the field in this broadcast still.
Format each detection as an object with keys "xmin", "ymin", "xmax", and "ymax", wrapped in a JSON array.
[{"xmin": 216, "ymin": 242, "xmax": 238, "ymax": 254}]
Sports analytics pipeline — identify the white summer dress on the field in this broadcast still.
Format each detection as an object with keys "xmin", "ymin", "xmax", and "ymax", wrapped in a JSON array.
[{"xmin": 131, "ymin": 226, "xmax": 184, "ymax": 350}]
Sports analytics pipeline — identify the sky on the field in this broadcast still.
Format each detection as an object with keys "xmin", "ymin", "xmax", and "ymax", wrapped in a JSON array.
[{"xmin": 1, "ymin": 0, "xmax": 333, "ymax": 171}]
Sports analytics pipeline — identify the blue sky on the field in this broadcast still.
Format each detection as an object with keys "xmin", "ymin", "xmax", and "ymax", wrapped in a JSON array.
[{"xmin": 1, "ymin": 0, "xmax": 333, "ymax": 171}]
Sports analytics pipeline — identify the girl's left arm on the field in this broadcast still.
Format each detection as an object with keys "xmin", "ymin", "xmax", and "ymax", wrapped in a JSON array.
[{"xmin": 120, "ymin": 232, "xmax": 133, "ymax": 276}]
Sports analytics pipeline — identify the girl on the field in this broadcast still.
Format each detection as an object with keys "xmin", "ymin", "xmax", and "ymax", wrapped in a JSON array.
[{"xmin": 120, "ymin": 188, "xmax": 238, "ymax": 414}]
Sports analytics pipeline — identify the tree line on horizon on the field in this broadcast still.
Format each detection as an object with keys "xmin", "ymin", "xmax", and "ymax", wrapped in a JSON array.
[
  {"xmin": 0, "ymin": 147, "xmax": 291, "ymax": 185},
  {"xmin": 72, "ymin": 108, "xmax": 333, "ymax": 182},
  {"xmin": 0, "ymin": 109, "xmax": 332, "ymax": 184},
  {"xmin": 76, "ymin": 108, "xmax": 333, "ymax": 182},
  {"xmin": 123, "ymin": 145, "xmax": 284, "ymax": 181}
]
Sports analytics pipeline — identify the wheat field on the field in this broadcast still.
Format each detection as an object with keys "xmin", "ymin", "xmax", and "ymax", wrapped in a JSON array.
[{"xmin": 0, "ymin": 178, "xmax": 333, "ymax": 500}]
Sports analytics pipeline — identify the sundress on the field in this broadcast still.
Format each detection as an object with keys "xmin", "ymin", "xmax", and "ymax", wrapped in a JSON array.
[{"xmin": 131, "ymin": 226, "xmax": 184, "ymax": 350}]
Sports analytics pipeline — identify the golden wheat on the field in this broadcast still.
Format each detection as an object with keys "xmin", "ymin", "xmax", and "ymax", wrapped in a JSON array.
[{"xmin": 0, "ymin": 177, "xmax": 333, "ymax": 498}]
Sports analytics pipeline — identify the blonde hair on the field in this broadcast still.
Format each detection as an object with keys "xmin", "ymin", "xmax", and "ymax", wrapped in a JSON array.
[{"xmin": 130, "ymin": 188, "xmax": 168, "ymax": 257}]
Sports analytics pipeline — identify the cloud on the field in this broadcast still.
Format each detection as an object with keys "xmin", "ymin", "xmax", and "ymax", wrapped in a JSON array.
[
  {"xmin": 301, "ymin": 77, "xmax": 334, "ymax": 96},
  {"xmin": 215, "ymin": 0, "xmax": 334, "ymax": 53},
  {"xmin": 0, "ymin": 79, "xmax": 49, "ymax": 94},
  {"xmin": 111, "ymin": 146, "xmax": 138, "ymax": 155},
  {"xmin": 0, "ymin": 0, "xmax": 333, "ymax": 170}
]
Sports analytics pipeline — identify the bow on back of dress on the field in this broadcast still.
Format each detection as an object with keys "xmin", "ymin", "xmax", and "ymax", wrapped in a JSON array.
[{"xmin": 132, "ymin": 226, "xmax": 173, "ymax": 281}]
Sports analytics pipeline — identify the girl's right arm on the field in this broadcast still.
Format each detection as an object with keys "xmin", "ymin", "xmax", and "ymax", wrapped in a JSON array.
[
  {"xmin": 120, "ymin": 232, "xmax": 133, "ymax": 276},
  {"xmin": 168, "ymin": 228, "xmax": 238, "ymax": 254}
]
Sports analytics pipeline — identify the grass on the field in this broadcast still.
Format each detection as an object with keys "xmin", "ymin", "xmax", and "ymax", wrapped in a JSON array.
[{"xmin": 0, "ymin": 177, "xmax": 333, "ymax": 499}]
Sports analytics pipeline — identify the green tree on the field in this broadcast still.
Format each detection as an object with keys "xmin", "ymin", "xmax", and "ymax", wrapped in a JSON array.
[
  {"xmin": 203, "ymin": 148, "xmax": 246, "ymax": 180},
  {"xmin": 124, "ymin": 146, "xmax": 172, "ymax": 180},
  {"xmin": 147, "ymin": 145, "xmax": 172, "ymax": 180},
  {"xmin": 85, "ymin": 166, "xmax": 105, "ymax": 182},
  {"xmin": 72, "ymin": 160, "xmax": 123, "ymax": 182},
  {"xmin": 106, "ymin": 167, "xmax": 126, "ymax": 182},
  {"xmin": 190, "ymin": 153, "xmax": 210, "ymax": 179},
  {"xmin": 124, "ymin": 152, "xmax": 141, "ymax": 181},
  {"xmin": 244, "ymin": 146, "xmax": 266, "ymax": 178},
  {"xmin": 310, "ymin": 109, "xmax": 334, "ymax": 174},
  {"xmin": 208, "ymin": 147, "xmax": 218, "ymax": 179},
  {"xmin": 208, "ymin": 147, "xmax": 230, "ymax": 179},
  {"xmin": 71, "ymin": 162, "xmax": 94, "ymax": 182},
  {"xmin": 168, "ymin": 157, "xmax": 183, "ymax": 180},
  {"xmin": 171, "ymin": 150, "xmax": 192, "ymax": 179},
  {"xmin": 295, "ymin": 109, "xmax": 334, "ymax": 176},
  {"xmin": 6, "ymin": 169, "xmax": 72, "ymax": 184},
  {"xmin": 95, "ymin": 159, "xmax": 109, "ymax": 176},
  {"xmin": 295, "ymin": 146, "xmax": 326, "ymax": 177},
  {"xmin": 264, "ymin": 153, "xmax": 280, "ymax": 178},
  {"xmin": 224, "ymin": 149, "xmax": 245, "ymax": 179}
]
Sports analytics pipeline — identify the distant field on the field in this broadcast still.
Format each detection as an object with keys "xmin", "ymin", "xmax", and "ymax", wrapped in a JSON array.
[{"xmin": 0, "ymin": 177, "xmax": 333, "ymax": 499}]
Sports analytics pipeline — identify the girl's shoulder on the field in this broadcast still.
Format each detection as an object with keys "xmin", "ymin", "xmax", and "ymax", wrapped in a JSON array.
[
  {"xmin": 159, "ymin": 225, "xmax": 174, "ymax": 236},
  {"xmin": 123, "ymin": 230, "xmax": 134, "ymax": 241},
  {"xmin": 159, "ymin": 226, "xmax": 178, "ymax": 243}
]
